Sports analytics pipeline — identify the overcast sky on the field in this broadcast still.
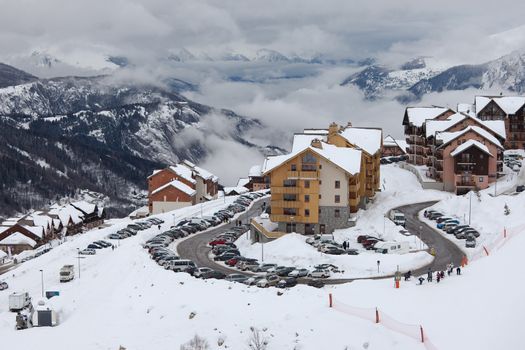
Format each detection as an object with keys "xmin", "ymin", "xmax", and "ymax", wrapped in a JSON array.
[{"xmin": 2, "ymin": 0, "xmax": 525, "ymax": 66}]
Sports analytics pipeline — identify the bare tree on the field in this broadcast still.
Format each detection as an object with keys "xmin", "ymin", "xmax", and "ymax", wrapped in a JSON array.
[
  {"xmin": 180, "ymin": 335, "xmax": 209, "ymax": 350},
  {"xmin": 247, "ymin": 327, "xmax": 268, "ymax": 350}
]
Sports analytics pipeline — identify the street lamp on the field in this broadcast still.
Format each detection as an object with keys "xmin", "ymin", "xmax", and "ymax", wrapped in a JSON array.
[{"xmin": 39, "ymin": 269, "xmax": 44, "ymax": 298}]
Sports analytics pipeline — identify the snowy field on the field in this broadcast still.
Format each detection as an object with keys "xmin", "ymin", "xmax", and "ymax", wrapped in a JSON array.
[
  {"xmin": 0, "ymin": 196, "xmax": 425, "ymax": 350},
  {"xmin": 238, "ymin": 165, "xmax": 450, "ymax": 278},
  {"xmin": 1, "ymin": 165, "xmax": 524, "ymax": 349}
]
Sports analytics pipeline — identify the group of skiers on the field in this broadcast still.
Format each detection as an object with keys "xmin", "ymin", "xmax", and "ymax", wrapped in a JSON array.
[{"xmin": 417, "ymin": 263, "xmax": 461, "ymax": 285}]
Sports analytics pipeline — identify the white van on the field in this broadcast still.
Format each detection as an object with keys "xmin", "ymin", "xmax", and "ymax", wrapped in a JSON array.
[
  {"xmin": 169, "ymin": 260, "xmax": 196, "ymax": 272},
  {"xmin": 374, "ymin": 241, "xmax": 409, "ymax": 254},
  {"xmin": 59, "ymin": 265, "xmax": 75, "ymax": 282},
  {"xmin": 389, "ymin": 210, "xmax": 406, "ymax": 227},
  {"xmin": 9, "ymin": 292, "xmax": 32, "ymax": 311}
]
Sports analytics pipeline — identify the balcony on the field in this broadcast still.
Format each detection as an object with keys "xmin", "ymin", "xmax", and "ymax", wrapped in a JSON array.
[
  {"xmin": 270, "ymin": 214, "xmax": 316, "ymax": 223},
  {"xmin": 406, "ymin": 134, "xmax": 425, "ymax": 145},
  {"xmin": 286, "ymin": 171, "xmax": 319, "ymax": 179},
  {"xmin": 272, "ymin": 186, "xmax": 302, "ymax": 194},
  {"xmin": 270, "ymin": 200, "xmax": 301, "ymax": 208}
]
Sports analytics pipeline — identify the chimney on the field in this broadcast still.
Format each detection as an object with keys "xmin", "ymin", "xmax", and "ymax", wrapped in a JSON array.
[
  {"xmin": 346, "ymin": 121, "xmax": 353, "ymax": 128},
  {"xmin": 310, "ymin": 138, "xmax": 323, "ymax": 149},
  {"xmin": 328, "ymin": 122, "xmax": 339, "ymax": 136}
]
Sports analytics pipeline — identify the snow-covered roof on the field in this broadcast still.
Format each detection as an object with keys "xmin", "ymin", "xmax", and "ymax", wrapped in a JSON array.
[
  {"xmin": 338, "ymin": 127, "xmax": 382, "ymax": 155},
  {"xmin": 30, "ymin": 214, "xmax": 52, "ymax": 229},
  {"xmin": 0, "ymin": 232, "xmax": 37, "ymax": 247},
  {"xmin": 71, "ymin": 201, "xmax": 96, "ymax": 214},
  {"xmin": 193, "ymin": 165, "xmax": 215, "ymax": 181},
  {"xmin": 425, "ymin": 112, "xmax": 506, "ymax": 140},
  {"xmin": 383, "ymin": 135, "xmax": 397, "ymax": 147},
  {"xmin": 263, "ymin": 141, "xmax": 361, "ymax": 176},
  {"xmin": 395, "ymin": 139, "xmax": 408, "ymax": 154},
  {"xmin": 49, "ymin": 205, "xmax": 84, "ymax": 225},
  {"xmin": 437, "ymin": 126, "xmax": 504, "ymax": 149},
  {"xmin": 292, "ymin": 134, "xmax": 327, "ymax": 153},
  {"xmin": 0, "ymin": 250, "xmax": 6, "ymax": 259},
  {"xmin": 23, "ymin": 225, "xmax": 44, "ymax": 239},
  {"xmin": 237, "ymin": 178, "xmax": 250, "ymax": 188},
  {"xmin": 405, "ymin": 107, "xmax": 451, "ymax": 127},
  {"xmin": 151, "ymin": 179, "xmax": 196, "ymax": 197},
  {"xmin": 248, "ymin": 165, "xmax": 262, "ymax": 177},
  {"xmin": 169, "ymin": 164, "xmax": 197, "ymax": 184},
  {"xmin": 148, "ymin": 169, "xmax": 162, "ymax": 178},
  {"xmin": 475, "ymin": 96, "xmax": 525, "ymax": 115},
  {"xmin": 451, "ymin": 140, "xmax": 494, "ymax": 158},
  {"xmin": 425, "ymin": 113, "xmax": 467, "ymax": 137},
  {"xmin": 224, "ymin": 186, "xmax": 249, "ymax": 195}
]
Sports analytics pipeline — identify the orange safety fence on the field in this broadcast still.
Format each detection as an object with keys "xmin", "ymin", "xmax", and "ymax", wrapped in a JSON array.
[
  {"xmin": 331, "ymin": 295, "xmax": 438, "ymax": 349},
  {"xmin": 470, "ymin": 222, "xmax": 525, "ymax": 262}
]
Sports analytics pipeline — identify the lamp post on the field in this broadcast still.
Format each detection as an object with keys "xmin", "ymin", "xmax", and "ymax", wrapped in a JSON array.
[
  {"xmin": 76, "ymin": 248, "xmax": 85, "ymax": 279},
  {"xmin": 39, "ymin": 269, "xmax": 44, "ymax": 298},
  {"xmin": 468, "ymin": 191, "xmax": 472, "ymax": 226}
]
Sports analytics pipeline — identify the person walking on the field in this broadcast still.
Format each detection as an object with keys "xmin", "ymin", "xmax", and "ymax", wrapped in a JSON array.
[
  {"xmin": 418, "ymin": 277, "xmax": 424, "ymax": 285},
  {"xmin": 111, "ymin": 244, "xmax": 114, "ymax": 251},
  {"xmin": 427, "ymin": 269, "xmax": 432, "ymax": 282},
  {"xmin": 456, "ymin": 267, "xmax": 461, "ymax": 275},
  {"xmin": 158, "ymin": 224, "xmax": 161, "ymax": 230},
  {"xmin": 437, "ymin": 273, "xmax": 441, "ymax": 283},
  {"xmin": 343, "ymin": 241, "xmax": 347, "ymax": 250}
]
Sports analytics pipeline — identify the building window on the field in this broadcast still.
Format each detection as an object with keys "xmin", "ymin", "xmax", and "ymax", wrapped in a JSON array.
[
  {"xmin": 319, "ymin": 164, "xmax": 322, "ymax": 169},
  {"xmin": 284, "ymin": 194, "xmax": 297, "ymax": 201},
  {"xmin": 305, "ymin": 209, "xmax": 310, "ymax": 217},
  {"xmin": 318, "ymin": 208, "xmax": 321, "ymax": 214},
  {"xmin": 302, "ymin": 152, "xmax": 317, "ymax": 171},
  {"xmin": 479, "ymin": 177, "xmax": 483, "ymax": 182},
  {"xmin": 335, "ymin": 209, "xmax": 340, "ymax": 218},
  {"xmin": 335, "ymin": 180, "xmax": 340, "ymax": 189},
  {"xmin": 335, "ymin": 195, "xmax": 340, "ymax": 203},
  {"xmin": 319, "ymin": 194, "xmax": 322, "ymax": 199},
  {"xmin": 319, "ymin": 180, "xmax": 322, "ymax": 185},
  {"xmin": 305, "ymin": 195, "xmax": 310, "ymax": 202},
  {"xmin": 304, "ymin": 180, "xmax": 310, "ymax": 188},
  {"xmin": 284, "ymin": 179, "xmax": 297, "ymax": 187},
  {"xmin": 291, "ymin": 164, "xmax": 297, "ymax": 171},
  {"xmin": 283, "ymin": 208, "xmax": 297, "ymax": 216}
]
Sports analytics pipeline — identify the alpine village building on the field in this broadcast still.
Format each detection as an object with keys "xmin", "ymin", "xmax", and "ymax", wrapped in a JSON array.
[
  {"xmin": 148, "ymin": 160, "xmax": 219, "ymax": 214},
  {"xmin": 261, "ymin": 122, "xmax": 382, "ymax": 235},
  {"xmin": 401, "ymin": 95, "xmax": 525, "ymax": 194}
]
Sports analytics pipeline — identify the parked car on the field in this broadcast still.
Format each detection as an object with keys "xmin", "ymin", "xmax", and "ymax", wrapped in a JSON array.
[
  {"xmin": 428, "ymin": 212, "xmax": 444, "ymax": 220},
  {"xmin": 209, "ymin": 238, "xmax": 229, "ymax": 247},
  {"xmin": 325, "ymin": 247, "xmax": 346, "ymax": 255},
  {"xmin": 169, "ymin": 260, "xmax": 196, "ymax": 272},
  {"xmin": 243, "ymin": 276, "xmax": 265, "ymax": 286},
  {"xmin": 225, "ymin": 274, "xmax": 249, "ymax": 283},
  {"xmin": 256, "ymin": 274, "xmax": 280, "ymax": 288},
  {"xmin": 0, "ymin": 282, "xmax": 9, "ymax": 290},
  {"xmin": 517, "ymin": 185, "xmax": 525, "ymax": 193},
  {"xmin": 214, "ymin": 252, "xmax": 239, "ymax": 261},
  {"xmin": 238, "ymin": 260, "xmax": 259, "ymax": 271},
  {"xmin": 465, "ymin": 238, "xmax": 476, "ymax": 248},
  {"xmin": 87, "ymin": 243, "xmax": 104, "ymax": 250},
  {"xmin": 276, "ymin": 277, "xmax": 298, "ymax": 288},
  {"xmin": 201, "ymin": 270, "xmax": 226, "ymax": 279},
  {"xmin": 447, "ymin": 225, "xmax": 469, "ymax": 234},
  {"xmin": 314, "ymin": 264, "xmax": 340, "ymax": 272},
  {"xmin": 309, "ymin": 269, "xmax": 331, "ymax": 278},
  {"xmin": 274, "ymin": 266, "xmax": 295, "ymax": 277},
  {"xmin": 79, "ymin": 248, "xmax": 96, "ymax": 255},
  {"xmin": 346, "ymin": 248, "xmax": 360, "ymax": 255},
  {"xmin": 288, "ymin": 268, "xmax": 309, "ymax": 278},
  {"xmin": 250, "ymin": 263, "xmax": 277, "ymax": 272}
]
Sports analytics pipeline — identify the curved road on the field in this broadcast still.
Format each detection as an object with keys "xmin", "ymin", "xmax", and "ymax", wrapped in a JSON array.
[
  {"xmin": 177, "ymin": 199, "xmax": 465, "ymax": 281},
  {"xmin": 177, "ymin": 198, "xmax": 268, "ymax": 276},
  {"xmin": 395, "ymin": 201, "xmax": 464, "ymax": 274}
]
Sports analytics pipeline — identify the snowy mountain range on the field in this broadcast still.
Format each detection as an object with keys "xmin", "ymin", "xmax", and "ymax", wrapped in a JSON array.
[
  {"xmin": 344, "ymin": 50, "xmax": 525, "ymax": 100},
  {"xmin": 0, "ymin": 63, "xmax": 282, "ymax": 217}
]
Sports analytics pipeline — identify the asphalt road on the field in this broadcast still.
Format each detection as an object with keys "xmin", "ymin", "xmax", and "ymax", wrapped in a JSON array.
[
  {"xmin": 0, "ymin": 262, "xmax": 15, "ymax": 276},
  {"xmin": 177, "ymin": 199, "xmax": 466, "ymax": 283},
  {"xmin": 176, "ymin": 198, "xmax": 268, "ymax": 277},
  {"xmin": 395, "ymin": 201, "xmax": 464, "ymax": 275}
]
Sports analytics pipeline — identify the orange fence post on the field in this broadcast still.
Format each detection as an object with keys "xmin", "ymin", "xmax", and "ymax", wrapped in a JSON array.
[
  {"xmin": 329, "ymin": 293, "xmax": 333, "ymax": 308},
  {"xmin": 420, "ymin": 326, "xmax": 425, "ymax": 343},
  {"xmin": 375, "ymin": 308, "xmax": 380, "ymax": 323},
  {"xmin": 483, "ymin": 246, "xmax": 490, "ymax": 256},
  {"xmin": 504, "ymin": 228, "xmax": 507, "ymax": 238}
]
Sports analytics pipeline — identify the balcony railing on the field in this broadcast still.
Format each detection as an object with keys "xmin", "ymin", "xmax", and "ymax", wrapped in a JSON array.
[
  {"xmin": 286, "ymin": 171, "xmax": 319, "ymax": 179},
  {"xmin": 270, "ymin": 200, "xmax": 301, "ymax": 208},
  {"xmin": 272, "ymin": 186, "xmax": 302, "ymax": 194},
  {"xmin": 269, "ymin": 214, "xmax": 315, "ymax": 223}
]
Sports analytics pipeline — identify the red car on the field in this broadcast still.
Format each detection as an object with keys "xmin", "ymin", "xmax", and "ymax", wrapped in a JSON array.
[
  {"xmin": 209, "ymin": 238, "xmax": 227, "ymax": 247},
  {"xmin": 226, "ymin": 257, "xmax": 239, "ymax": 266},
  {"xmin": 361, "ymin": 238, "xmax": 380, "ymax": 249}
]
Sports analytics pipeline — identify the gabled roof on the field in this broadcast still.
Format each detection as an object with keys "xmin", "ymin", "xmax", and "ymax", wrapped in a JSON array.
[
  {"xmin": 338, "ymin": 127, "xmax": 382, "ymax": 155},
  {"xmin": 292, "ymin": 133, "xmax": 328, "ymax": 153},
  {"xmin": 248, "ymin": 165, "xmax": 262, "ymax": 177},
  {"xmin": 451, "ymin": 140, "xmax": 493, "ymax": 158},
  {"xmin": 303, "ymin": 129, "xmax": 329, "ymax": 135},
  {"xmin": 436, "ymin": 126, "xmax": 504, "ymax": 150},
  {"xmin": 169, "ymin": 164, "xmax": 197, "ymax": 184},
  {"xmin": 425, "ymin": 112, "xmax": 506, "ymax": 140},
  {"xmin": 70, "ymin": 201, "xmax": 97, "ymax": 215},
  {"xmin": 0, "ymin": 232, "xmax": 37, "ymax": 247},
  {"xmin": 383, "ymin": 135, "xmax": 408, "ymax": 154},
  {"xmin": 475, "ymin": 96, "xmax": 525, "ymax": 115},
  {"xmin": 404, "ymin": 106, "xmax": 452, "ymax": 127},
  {"xmin": 182, "ymin": 160, "xmax": 217, "ymax": 181},
  {"xmin": 263, "ymin": 141, "xmax": 361, "ymax": 176},
  {"xmin": 151, "ymin": 179, "xmax": 196, "ymax": 197},
  {"xmin": 237, "ymin": 178, "xmax": 250, "ymax": 188}
]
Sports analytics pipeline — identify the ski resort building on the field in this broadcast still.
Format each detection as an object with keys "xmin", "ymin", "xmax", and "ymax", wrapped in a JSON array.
[
  {"xmin": 402, "ymin": 104, "xmax": 507, "ymax": 194},
  {"xmin": 382, "ymin": 135, "xmax": 408, "ymax": 157},
  {"xmin": 474, "ymin": 96, "xmax": 525, "ymax": 150},
  {"xmin": 148, "ymin": 161, "xmax": 219, "ymax": 214},
  {"xmin": 257, "ymin": 122, "xmax": 382, "ymax": 235}
]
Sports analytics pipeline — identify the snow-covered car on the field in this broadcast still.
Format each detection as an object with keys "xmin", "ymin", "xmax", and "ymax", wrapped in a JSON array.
[
  {"xmin": 256, "ymin": 274, "xmax": 280, "ymax": 288},
  {"xmin": 192, "ymin": 267, "xmax": 213, "ymax": 278},
  {"xmin": 243, "ymin": 276, "xmax": 265, "ymax": 286},
  {"xmin": 225, "ymin": 274, "xmax": 249, "ymax": 283},
  {"xmin": 79, "ymin": 248, "xmax": 96, "ymax": 255},
  {"xmin": 0, "ymin": 282, "xmax": 8, "ymax": 290},
  {"xmin": 465, "ymin": 238, "xmax": 476, "ymax": 248},
  {"xmin": 308, "ymin": 269, "xmax": 331, "ymax": 278},
  {"xmin": 288, "ymin": 268, "xmax": 309, "ymax": 278}
]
